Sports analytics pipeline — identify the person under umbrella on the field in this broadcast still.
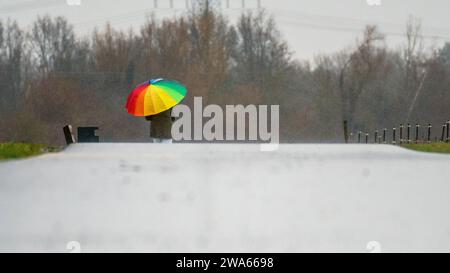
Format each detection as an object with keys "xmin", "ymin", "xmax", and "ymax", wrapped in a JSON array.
[
  {"xmin": 126, "ymin": 78, "xmax": 187, "ymax": 143},
  {"xmin": 145, "ymin": 108, "xmax": 175, "ymax": 143}
]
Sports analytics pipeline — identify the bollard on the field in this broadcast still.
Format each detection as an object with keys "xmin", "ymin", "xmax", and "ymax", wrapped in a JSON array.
[
  {"xmin": 374, "ymin": 130, "xmax": 378, "ymax": 143},
  {"xmin": 447, "ymin": 120, "xmax": 450, "ymax": 143},
  {"xmin": 441, "ymin": 124, "xmax": 446, "ymax": 142},
  {"xmin": 358, "ymin": 131, "xmax": 362, "ymax": 143},
  {"xmin": 378, "ymin": 136, "xmax": 382, "ymax": 144},
  {"xmin": 63, "ymin": 125, "xmax": 75, "ymax": 145},
  {"xmin": 407, "ymin": 124, "xmax": 411, "ymax": 144},
  {"xmin": 427, "ymin": 124, "xmax": 432, "ymax": 143},
  {"xmin": 349, "ymin": 132, "xmax": 354, "ymax": 143},
  {"xmin": 383, "ymin": 128, "xmax": 387, "ymax": 144},
  {"xmin": 415, "ymin": 124, "xmax": 419, "ymax": 143},
  {"xmin": 399, "ymin": 124, "xmax": 404, "ymax": 144},
  {"xmin": 343, "ymin": 120, "xmax": 349, "ymax": 143},
  {"xmin": 365, "ymin": 133, "xmax": 369, "ymax": 144},
  {"xmin": 392, "ymin": 127, "xmax": 396, "ymax": 145}
]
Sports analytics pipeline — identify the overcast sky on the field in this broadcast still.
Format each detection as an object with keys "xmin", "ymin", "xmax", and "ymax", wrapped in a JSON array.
[{"xmin": 1, "ymin": 0, "xmax": 450, "ymax": 61}]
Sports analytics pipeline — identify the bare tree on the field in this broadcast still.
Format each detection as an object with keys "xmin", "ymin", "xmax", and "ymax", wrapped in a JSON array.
[
  {"xmin": 403, "ymin": 15, "xmax": 427, "ymax": 122},
  {"xmin": 234, "ymin": 10, "xmax": 291, "ymax": 103},
  {"xmin": 30, "ymin": 16, "xmax": 77, "ymax": 74},
  {"xmin": 0, "ymin": 20, "xmax": 27, "ymax": 113},
  {"xmin": 338, "ymin": 25, "xmax": 386, "ymax": 131}
]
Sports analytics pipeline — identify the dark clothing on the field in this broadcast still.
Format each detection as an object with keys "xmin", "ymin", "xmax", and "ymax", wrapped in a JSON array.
[{"xmin": 146, "ymin": 109, "xmax": 173, "ymax": 139}]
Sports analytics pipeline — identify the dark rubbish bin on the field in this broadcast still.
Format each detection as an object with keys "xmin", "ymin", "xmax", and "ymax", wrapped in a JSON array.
[{"xmin": 77, "ymin": 127, "xmax": 99, "ymax": 143}]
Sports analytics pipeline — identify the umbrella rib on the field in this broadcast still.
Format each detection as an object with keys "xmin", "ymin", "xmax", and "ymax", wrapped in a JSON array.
[
  {"xmin": 152, "ymin": 88, "xmax": 170, "ymax": 113},
  {"xmin": 147, "ymin": 86, "xmax": 158, "ymax": 115}
]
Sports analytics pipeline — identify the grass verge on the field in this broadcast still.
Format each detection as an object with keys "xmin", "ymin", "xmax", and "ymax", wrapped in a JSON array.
[
  {"xmin": 0, "ymin": 142, "xmax": 60, "ymax": 160},
  {"xmin": 402, "ymin": 142, "xmax": 450, "ymax": 154}
]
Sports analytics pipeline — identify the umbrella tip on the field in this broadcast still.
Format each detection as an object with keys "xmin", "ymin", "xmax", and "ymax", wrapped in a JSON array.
[{"xmin": 150, "ymin": 78, "xmax": 164, "ymax": 84}]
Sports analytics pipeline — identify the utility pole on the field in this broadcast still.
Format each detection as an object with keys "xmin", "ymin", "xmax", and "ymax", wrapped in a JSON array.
[{"xmin": 194, "ymin": 0, "xmax": 220, "ymax": 14}]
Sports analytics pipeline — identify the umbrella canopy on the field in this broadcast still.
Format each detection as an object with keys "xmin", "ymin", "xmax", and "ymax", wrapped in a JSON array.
[{"xmin": 126, "ymin": 78, "xmax": 187, "ymax": 116}]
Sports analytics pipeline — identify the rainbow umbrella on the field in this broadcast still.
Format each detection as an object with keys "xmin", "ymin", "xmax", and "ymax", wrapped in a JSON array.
[{"xmin": 126, "ymin": 78, "xmax": 187, "ymax": 116}]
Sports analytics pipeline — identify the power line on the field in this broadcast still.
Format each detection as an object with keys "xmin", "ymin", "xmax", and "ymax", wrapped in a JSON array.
[
  {"xmin": 279, "ymin": 18, "xmax": 450, "ymax": 41},
  {"xmin": 273, "ymin": 8, "xmax": 450, "ymax": 41},
  {"xmin": 73, "ymin": 9, "xmax": 178, "ymax": 35},
  {"xmin": 272, "ymin": 8, "xmax": 450, "ymax": 33},
  {"xmin": 0, "ymin": 0, "xmax": 64, "ymax": 14}
]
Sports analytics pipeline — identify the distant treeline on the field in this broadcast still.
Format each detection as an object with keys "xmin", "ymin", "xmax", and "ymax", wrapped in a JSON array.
[{"xmin": 1, "ymin": 6, "xmax": 449, "ymax": 144}]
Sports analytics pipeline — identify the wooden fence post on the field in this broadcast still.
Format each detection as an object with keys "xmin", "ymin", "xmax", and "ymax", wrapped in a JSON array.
[
  {"xmin": 399, "ymin": 124, "xmax": 404, "ymax": 144},
  {"xmin": 447, "ymin": 120, "xmax": 450, "ymax": 143},
  {"xmin": 407, "ymin": 124, "xmax": 411, "ymax": 144},
  {"xmin": 427, "ymin": 124, "xmax": 432, "ymax": 143},
  {"xmin": 415, "ymin": 124, "xmax": 419, "ymax": 143},
  {"xmin": 343, "ymin": 120, "xmax": 349, "ymax": 143},
  {"xmin": 392, "ymin": 127, "xmax": 396, "ymax": 145}
]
